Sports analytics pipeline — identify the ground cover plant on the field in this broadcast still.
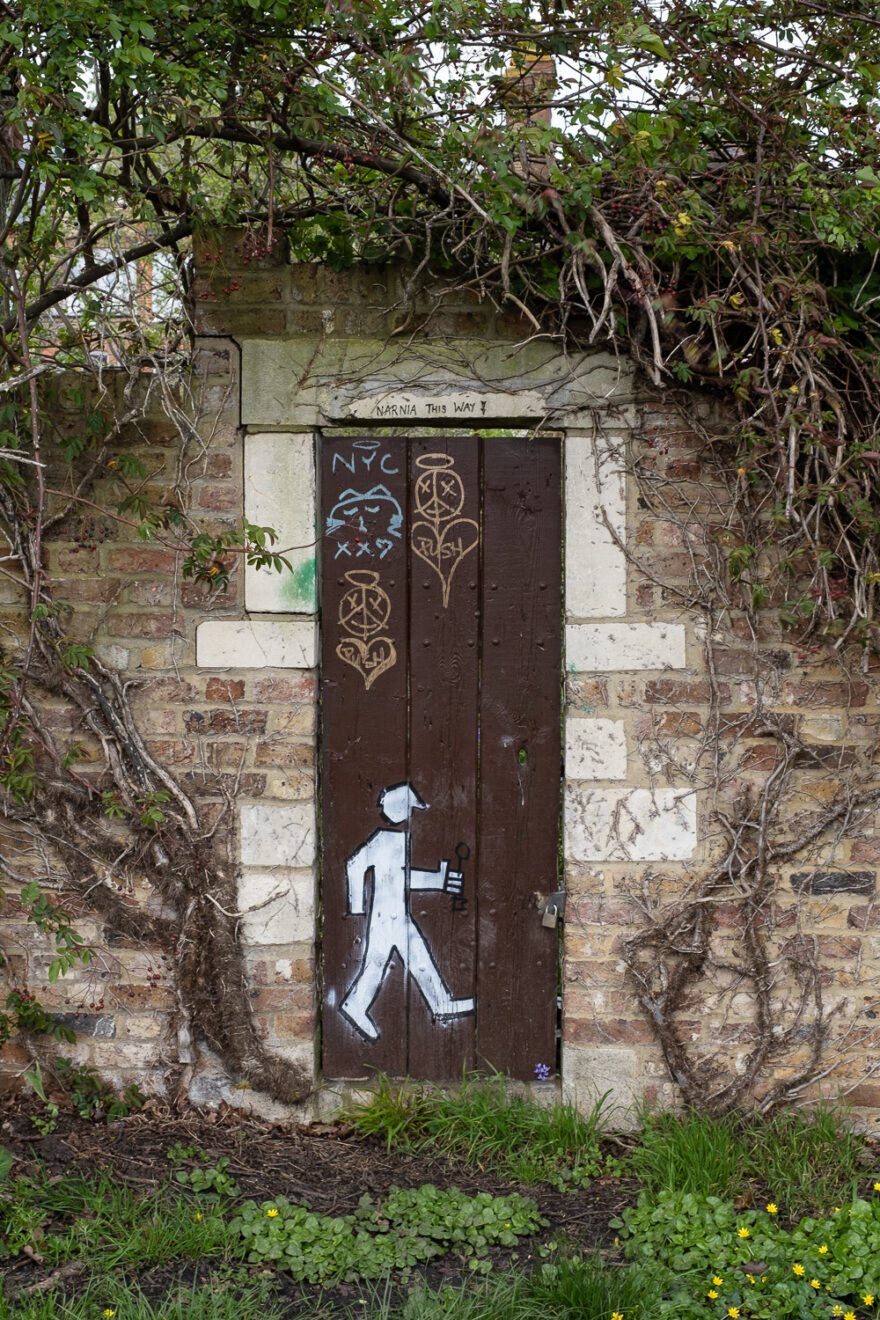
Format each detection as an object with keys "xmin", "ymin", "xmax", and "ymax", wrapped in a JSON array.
[{"xmin": 615, "ymin": 1190, "xmax": 880, "ymax": 1319}]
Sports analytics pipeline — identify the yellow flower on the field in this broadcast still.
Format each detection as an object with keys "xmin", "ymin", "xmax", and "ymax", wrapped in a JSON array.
[
  {"xmin": 102, "ymin": 1312, "xmax": 116, "ymax": 1319},
  {"xmin": 833, "ymin": 1207, "xmax": 841, "ymax": 1213},
  {"xmin": 810, "ymin": 1279, "xmax": 821, "ymax": 1289},
  {"xmin": 737, "ymin": 1227, "xmax": 750, "ymax": 1239},
  {"xmin": 845, "ymin": 1312, "xmax": 856, "ymax": 1320},
  {"xmin": 766, "ymin": 1203, "xmax": 778, "ymax": 1214},
  {"xmin": 793, "ymin": 1263, "xmax": 805, "ymax": 1276},
  {"xmin": 833, "ymin": 1308, "xmax": 843, "ymax": 1316},
  {"xmin": 611, "ymin": 1313, "xmax": 624, "ymax": 1320},
  {"xmin": 713, "ymin": 1277, "xmax": 724, "ymax": 1286},
  {"xmin": 708, "ymin": 1291, "xmax": 719, "ymax": 1300},
  {"xmin": 266, "ymin": 1208, "xmax": 279, "ymax": 1218},
  {"xmin": 818, "ymin": 1245, "xmax": 828, "ymax": 1254},
  {"xmin": 195, "ymin": 1212, "xmax": 202, "ymax": 1221},
  {"xmin": 746, "ymin": 1275, "xmax": 755, "ymax": 1284},
  {"xmin": 673, "ymin": 212, "xmax": 693, "ymax": 239},
  {"xmin": 771, "ymin": 327, "xmax": 783, "ymax": 345},
  {"xmin": 863, "ymin": 1296, "xmax": 875, "ymax": 1306},
  {"xmin": 874, "ymin": 1183, "xmax": 880, "ymax": 1193},
  {"xmin": 729, "ymin": 292, "xmax": 744, "ymax": 308},
  {"xmin": 728, "ymin": 1309, "xmax": 740, "ymax": 1319}
]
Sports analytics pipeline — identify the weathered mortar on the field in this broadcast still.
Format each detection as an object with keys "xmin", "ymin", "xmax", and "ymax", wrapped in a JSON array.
[{"xmin": 2, "ymin": 235, "xmax": 879, "ymax": 1125}]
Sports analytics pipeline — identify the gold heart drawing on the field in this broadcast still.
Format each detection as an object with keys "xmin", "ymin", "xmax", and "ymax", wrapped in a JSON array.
[
  {"xmin": 336, "ymin": 636, "xmax": 397, "ymax": 690},
  {"xmin": 411, "ymin": 518, "xmax": 478, "ymax": 608}
]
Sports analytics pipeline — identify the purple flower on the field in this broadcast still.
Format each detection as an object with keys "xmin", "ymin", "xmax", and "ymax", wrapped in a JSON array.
[{"xmin": 533, "ymin": 1062, "xmax": 551, "ymax": 1081}]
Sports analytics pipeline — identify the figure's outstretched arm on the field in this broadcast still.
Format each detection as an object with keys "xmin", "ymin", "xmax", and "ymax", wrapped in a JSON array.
[{"xmin": 409, "ymin": 860, "xmax": 449, "ymax": 892}]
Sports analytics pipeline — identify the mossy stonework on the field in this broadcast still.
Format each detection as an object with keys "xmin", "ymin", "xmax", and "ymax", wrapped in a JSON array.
[{"xmin": 3, "ymin": 239, "xmax": 880, "ymax": 1124}]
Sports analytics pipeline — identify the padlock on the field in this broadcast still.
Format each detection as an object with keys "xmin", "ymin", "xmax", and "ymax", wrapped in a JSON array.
[{"xmin": 542, "ymin": 903, "xmax": 558, "ymax": 929}]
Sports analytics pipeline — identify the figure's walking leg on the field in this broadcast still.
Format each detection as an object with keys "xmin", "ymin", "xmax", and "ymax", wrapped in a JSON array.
[
  {"xmin": 340, "ymin": 933, "xmax": 397, "ymax": 1040},
  {"xmin": 405, "ymin": 921, "xmax": 474, "ymax": 1021}
]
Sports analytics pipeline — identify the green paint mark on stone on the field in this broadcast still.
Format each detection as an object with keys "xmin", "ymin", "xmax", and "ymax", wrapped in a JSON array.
[{"xmin": 282, "ymin": 556, "xmax": 316, "ymax": 609}]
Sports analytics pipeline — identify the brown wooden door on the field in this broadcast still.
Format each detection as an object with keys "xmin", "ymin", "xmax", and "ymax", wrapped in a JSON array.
[{"xmin": 320, "ymin": 433, "xmax": 561, "ymax": 1081}]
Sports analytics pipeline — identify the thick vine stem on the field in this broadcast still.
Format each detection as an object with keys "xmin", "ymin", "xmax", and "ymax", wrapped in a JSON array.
[
  {"xmin": 0, "ymin": 371, "xmax": 311, "ymax": 1107},
  {"xmin": 603, "ymin": 407, "xmax": 880, "ymax": 1114}
]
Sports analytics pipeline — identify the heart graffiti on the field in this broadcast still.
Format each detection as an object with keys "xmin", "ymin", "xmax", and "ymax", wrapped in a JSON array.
[
  {"xmin": 336, "ymin": 569, "xmax": 397, "ymax": 690},
  {"xmin": 336, "ymin": 636, "xmax": 397, "ymax": 690},
  {"xmin": 411, "ymin": 453, "xmax": 478, "ymax": 608},
  {"xmin": 411, "ymin": 519, "xmax": 479, "ymax": 608}
]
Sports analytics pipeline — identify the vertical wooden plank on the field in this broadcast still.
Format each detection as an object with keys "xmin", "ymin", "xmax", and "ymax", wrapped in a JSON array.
[
  {"xmin": 477, "ymin": 436, "xmax": 562, "ymax": 1079},
  {"xmin": 406, "ymin": 436, "xmax": 480, "ymax": 1079},
  {"xmin": 320, "ymin": 435, "xmax": 410, "ymax": 1077}
]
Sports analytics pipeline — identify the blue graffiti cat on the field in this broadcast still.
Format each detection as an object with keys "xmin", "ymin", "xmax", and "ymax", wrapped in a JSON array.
[{"xmin": 326, "ymin": 485, "xmax": 403, "ymax": 559}]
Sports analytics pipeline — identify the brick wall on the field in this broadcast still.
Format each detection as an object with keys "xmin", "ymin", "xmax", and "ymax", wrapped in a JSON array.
[{"xmin": 2, "ymin": 236, "xmax": 878, "ymax": 1124}]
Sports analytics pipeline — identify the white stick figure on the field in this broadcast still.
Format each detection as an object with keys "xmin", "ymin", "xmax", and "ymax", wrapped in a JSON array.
[{"xmin": 340, "ymin": 783, "xmax": 475, "ymax": 1041}]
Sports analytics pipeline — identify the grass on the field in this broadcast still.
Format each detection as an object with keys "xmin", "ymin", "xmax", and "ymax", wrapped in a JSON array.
[
  {"xmin": 5, "ymin": 1171, "xmax": 233, "ymax": 1268},
  {"xmin": 627, "ymin": 1102, "xmax": 867, "ymax": 1214},
  {"xmin": 0, "ymin": 1273, "xmax": 286, "ymax": 1320},
  {"xmin": 339, "ymin": 1070, "xmax": 615, "ymax": 1188},
  {"xmin": 388, "ymin": 1255, "xmax": 652, "ymax": 1320}
]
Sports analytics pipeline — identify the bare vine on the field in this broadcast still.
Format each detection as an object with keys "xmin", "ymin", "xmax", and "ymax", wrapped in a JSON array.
[{"xmin": 574, "ymin": 406, "xmax": 880, "ymax": 1113}]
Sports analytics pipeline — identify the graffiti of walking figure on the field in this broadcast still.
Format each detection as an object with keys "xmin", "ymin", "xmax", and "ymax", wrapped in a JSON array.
[{"xmin": 340, "ymin": 783, "xmax": 475, "ymax": 1042}]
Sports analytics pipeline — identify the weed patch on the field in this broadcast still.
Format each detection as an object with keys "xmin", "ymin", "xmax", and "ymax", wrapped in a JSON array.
[
  {"xmin": 0, "ymin": 1272, "xmax": 285, "ymax": 1320},
  {"xmin": 627, "ymin": 1105, "xmax": 868, "ymax": 1214},
  {"xmin": 392, "ymin": 1254, "xmax": 652, "ymax": 1319},
  {"xmin": 341, "ymin": 1072, "xmax": 615, "ymax": 1189},
  {"xmin": 2, "ymin": 1172, "xmax": 232, "ymax": 1269}
]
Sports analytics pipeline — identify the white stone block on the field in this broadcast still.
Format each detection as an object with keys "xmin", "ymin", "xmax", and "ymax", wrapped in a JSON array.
[
  {"xmin": 566, "ymin": 622, "xmax": 686, "ymax": 671},
  {"xmin": 239, "ymin": 802, "xmax": 316, "ymax": 868},
  {"xmin": 566, "ymin": 785, "xmax": 697, "ymax": 861},
  {"xmin": 196, "ymin": 619, "xmax": 317, "ymax": 669},
  {"xmin": 238, "ymin": 868, "xmax": 315, "ymax": 946},
  {"xmin": 245, "ymin": 433, "xmax": 316, "ymax": 613},
  {"xmin": 565, "ymin": 434, "xmax": 626, "ymax": 618},
  {"xmin": 566, "ymin": 719, "xmax": 627, "ymax": 780},
  {"xmin": 96, "ymin": 644, "xmax": 130, "ymax": 670},
  {"xmin": 562, "ymin": 1045, "xmax": 642, "ymax": 1124}
]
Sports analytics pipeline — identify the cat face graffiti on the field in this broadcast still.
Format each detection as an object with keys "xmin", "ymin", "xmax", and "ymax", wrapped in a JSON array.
[{"xmin": 326, "ymin": 485, "xmax": 403, "ymax": 559}]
